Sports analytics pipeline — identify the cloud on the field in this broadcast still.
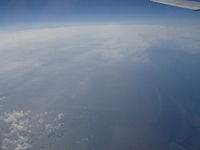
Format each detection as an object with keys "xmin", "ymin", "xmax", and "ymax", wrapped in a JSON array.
[
  {"xmin": 0, "ymin": 110, "xmax": 64, "ymax": 150},
  {"xmin": 0, "ymin": 110, "xmax": 32, "ymax": 150},
  {"xmin": 0, "ymin": 25, "xmax": 199, "ymax": 72},
  {"xmin": 0, "ymin": 24, "xmax": 199, "ymax": 150},
  {"xmin": 0, "ymin": 24, "xmax": 199, "ymax": 110},
  {"xmin": 57, "ymin": 113, "xmax": 64, "ymax": 120},
  {"xmin": 0, "ymin": 25, "xmax": 197, "ymax": 91}
]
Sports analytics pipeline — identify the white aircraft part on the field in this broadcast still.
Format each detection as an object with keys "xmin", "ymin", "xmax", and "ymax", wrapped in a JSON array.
[{"xmin": 150, "ymin": 0, "xmax": 200, "ymax": 10}]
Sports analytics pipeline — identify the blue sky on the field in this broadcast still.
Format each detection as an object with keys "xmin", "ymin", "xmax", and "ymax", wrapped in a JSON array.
[{"xmin": 0, "ymin": 0, "xmax": 200, "ymax": 27}]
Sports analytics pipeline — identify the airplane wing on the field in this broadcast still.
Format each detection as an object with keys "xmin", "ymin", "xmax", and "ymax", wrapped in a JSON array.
[{"xmin": 150, "ymin": 0, "xmax": 200, "ymax": 11}]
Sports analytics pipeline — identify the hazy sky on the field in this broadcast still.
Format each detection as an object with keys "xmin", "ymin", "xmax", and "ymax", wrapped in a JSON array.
[{"xmin": 0, "ymin": 0, "xmax": 200, "ymax": 27}]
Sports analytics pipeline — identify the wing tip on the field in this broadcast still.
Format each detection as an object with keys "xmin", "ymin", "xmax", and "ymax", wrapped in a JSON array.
[{"xmin": 150, "ymin": 0, "xmax": 200, "ymax": 11}]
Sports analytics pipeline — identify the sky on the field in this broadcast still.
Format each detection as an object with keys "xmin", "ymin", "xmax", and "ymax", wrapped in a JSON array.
[{"xmin": 0, "ymin": 0, "xmax": 200, "ymax": 28}]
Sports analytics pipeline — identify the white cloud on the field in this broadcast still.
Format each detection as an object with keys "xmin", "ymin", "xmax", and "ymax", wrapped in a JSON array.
[
  {"xmin": 0, "ymin": 24, "xmax": 199, "ymax": 150},
  {"xmin": 0, "ymin": 25, "xmax": 199, "ymax": 75},
  {"xmin": 0, "ymin": 24, "xmax": 199, "ymax": 110},
  {"xmin": 0, "ymin": 110, "xmax": 64, "ymax": 150},
  {"xmin": 57, "ymin": 113, "xmax": 64, "ymax": 120}
]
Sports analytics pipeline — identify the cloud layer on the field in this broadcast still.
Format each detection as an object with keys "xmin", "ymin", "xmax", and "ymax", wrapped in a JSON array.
[
  {"xmin": 0, "ymin": 24, "xmax": 199, "ymax": 150},
  {"xmin": 0, "ymin": 25, "xmax": 199, "ymax": 75}
]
